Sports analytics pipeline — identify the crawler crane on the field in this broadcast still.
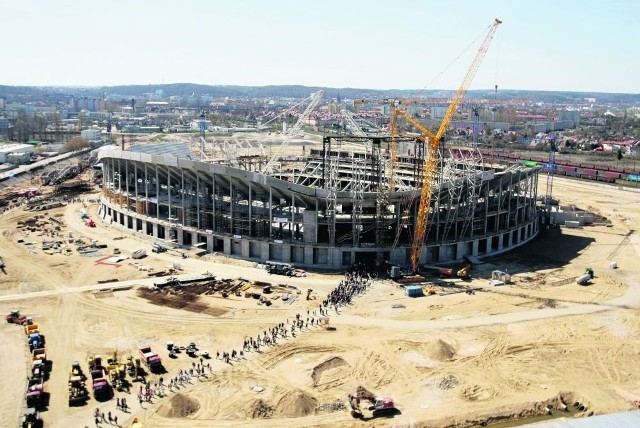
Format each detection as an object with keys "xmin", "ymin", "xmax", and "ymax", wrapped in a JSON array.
[{"xmin": 391, "ymin": 18, "xmax": 502, "ymax": 271}]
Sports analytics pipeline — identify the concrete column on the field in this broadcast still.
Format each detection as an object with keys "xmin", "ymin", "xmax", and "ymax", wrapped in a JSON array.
[
  {"xmin": 304, "ymin": 247, "xmax": 314, "ymax": 266},
  {"xmin": 152, "ymin": 223, "xmax": 159, "ymax": 238},
  {"xmin": 196, "ymin": 173, "xmax": 200, "ymax": 230},
  {"xmin": 472, "ymin": 239, "xmax": 479, "ymax": 256},
  {"xmin": 144, "ymin": 163, "xmax": 149, "ymax": 216},
  {"xmin": 206, "ymin": 233, "xmax": 214, "ymax": 252},
  {"xmin": 177, "ymin": 229, "xmax": 184, "ymax": 246},
  {"xmin": 281, "ymin": 245, "xmax": 291, "ymax": 263},
  {"xmin": 241, "ymin": 240, "xmax": 250, "ymax": 258},
  {"xmin": 223, "ymin": 237, "xmax": 231, "ymax": 255},
  {"xmin": 329, "ymin": 248, "xmax": 341, "ymax": 269},
  {"xmin": 192, "ymin": 232, "xmax": 198, "ymax": 247},
  {"xmin": 261, "ymin": 242, "xmax": 270, "ymax": 262},
  {"xmin": 498, "ymin": 234, "xmax": 504, "ymax": 251},
  {"xmin": 456, "ymin": 242, "xmax": 466, "ymax": 260},
  {"xmin": 155, "ymin": 165, "xmax": 159, "ymax": 221}
]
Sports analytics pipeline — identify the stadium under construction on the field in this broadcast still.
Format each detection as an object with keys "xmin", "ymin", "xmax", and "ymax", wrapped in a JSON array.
[{"xmin": 98, "ymin": 135, "xmax": 540, "ymax": 270}]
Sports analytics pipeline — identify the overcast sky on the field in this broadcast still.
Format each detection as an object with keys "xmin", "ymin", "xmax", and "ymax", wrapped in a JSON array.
[{"xmin": 1, "ymin": 0, "xmax": 638, "ymax": 93}]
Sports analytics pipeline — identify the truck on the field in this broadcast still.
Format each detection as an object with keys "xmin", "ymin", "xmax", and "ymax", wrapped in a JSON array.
[
  {"xmin": 31, "ymin": 360, "xmax": 46, "ymax": 381},
  {"xmin": 265, "ymin": 260, "xmax": 295, "ymax": 276},
  {"xmin": 90, "ymin": 369, "xmax": 111, "ymax": 400},
  {"xmin": 68, "ymin": 375, "xmax": 88, "ymax": 405},
  {"xmin": 139, "ymin": 346, "xmax": 162, "ymax": 372},
  {"xmin": 388, "ymin": 265, "xmax": 414, "ymax": 279},
  {"xmin": 25, "ymin": 323, "xmax": 39, "ymax": 336},
  {"xmin": 21, "ymin": 407, "xmax": 42, "ymax": 428},
  {"xmin": 6, "ymin": 310, "xmax": 28, "ymax": 325},
  {"xmin": 68, "ymin": 362, "xmax": 88, "ymax": 406},
  {"xmin": 25, "ymin": 377, "xmax": 44, "ymax": 408},
  {"xmin": 32, "ymin": 348, "xmax": 46, "ymax": 363},
  {"xmin": 28, "ymin": 333, "xmax": 45, "ymax": 351}
]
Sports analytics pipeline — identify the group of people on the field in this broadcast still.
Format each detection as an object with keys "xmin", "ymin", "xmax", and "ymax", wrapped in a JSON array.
[
  {"xmin": 322, "ymin": 267, "xmax": 373, "ymax": 314},
  {"xmin": 92, "ymin": 407, "xmax": 119, "ymax": 427},
  {"xmin": 216, "ymin": 265, "xmax": 375, "ymax": 366},
  {"xmin": 88, "ymin": 264, "xmax": 376, "ymax": 427}
]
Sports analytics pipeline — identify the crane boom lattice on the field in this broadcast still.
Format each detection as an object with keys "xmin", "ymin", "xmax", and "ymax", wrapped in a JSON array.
[
  {"xmin": 409, "ymin": 18, "xmax": 502, "ymax": 270},
  {"xmin": 263, "ymin": 90, "xmax": 324, "ymax": 174}
]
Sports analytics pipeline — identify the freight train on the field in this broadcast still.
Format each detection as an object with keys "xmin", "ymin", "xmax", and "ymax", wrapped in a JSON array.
[{"xmin": 486, "ymin": 151, "xmax": 639, "ymax": 184}]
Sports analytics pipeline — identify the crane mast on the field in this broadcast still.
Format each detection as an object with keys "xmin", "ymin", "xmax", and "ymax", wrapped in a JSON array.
[{"xmin": 408, "ymin": 18, "xmax": 502, "ymax": 271}]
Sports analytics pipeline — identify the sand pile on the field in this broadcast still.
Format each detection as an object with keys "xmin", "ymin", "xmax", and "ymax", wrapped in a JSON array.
[
  {"xmin": 156, "ymin": 393, "xmax": 200, "ymax": 418},
  {"xmin": 311, "ymin": 356, "xmax": 348, "ymax": 386},
  {"xmin": 251, "ymin": 399, "xmax": 275, "ymax": 418},
  {"xmin": 273, "ymin": 388, "xmax": 318, "ymax": 417},
  {"xmin": 426, "ymin": 339, "xmax": 456, "ymax": 361}
]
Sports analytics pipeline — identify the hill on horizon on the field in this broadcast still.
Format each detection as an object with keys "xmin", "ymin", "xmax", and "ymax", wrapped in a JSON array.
[{"xmin": 1, "ymin": 83, "xmax": 639, "ymax": 104}]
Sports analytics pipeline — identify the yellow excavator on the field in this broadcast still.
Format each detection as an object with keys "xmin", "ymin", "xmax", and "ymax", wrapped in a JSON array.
[{"xmin": 456, "ymin": 264, "xmax": 471, "ymax": 279}]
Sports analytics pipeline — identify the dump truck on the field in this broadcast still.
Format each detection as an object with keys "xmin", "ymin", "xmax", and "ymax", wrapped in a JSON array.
[
  {"xmin": 32, "ymin": 348, "xmax": 46, "ymax": 363},
  {"xmin": 139, "ymin": 346, "xmax": 162, "ymax": 372},
  {"xmin": 88, "ymin": 354, "xmax": 103, "ymax": 371},
  {"xmin": 31, "ymin": 360, "xmax": 46, "ymax": 380},
  {"xmin": 6, "ymin": 309, "xmax": 28, "ymax": 325},
  {"xmin": 26, "ymin": 377, "xmax": 44, "ymax": 407},
  {"xmin": 90, "ymin": 369, "xmax": 111, "ymax": 399},
  {"xmin": 25, "ymin": 323, "xmax": 39, "ymax": 336},
  {"xmin": 28, "ymin": 333, "xmax": 44, "ymax": 351}
]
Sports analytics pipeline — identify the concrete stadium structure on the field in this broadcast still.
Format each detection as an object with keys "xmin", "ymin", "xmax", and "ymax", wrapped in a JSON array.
[{"xmin": 98, "ymin": 137, "xmax": 540, "ymax": 269}]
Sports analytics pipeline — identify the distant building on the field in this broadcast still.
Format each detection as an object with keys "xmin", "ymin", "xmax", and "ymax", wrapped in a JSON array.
[
  {"xmin": 558, "ymin": 110, "xmax": 580, "ymax": 128},
  {"xmin": 0, "ymin": 117, "xmax": 10, "ymax": 139},
  {"xmin": 81, "ymin": 129, "xmax": 102, "ymax": 141},
  {"xmin": 0, "ymin": 143, "xmax": 35, "ymax": 163},
  {"xmin": 431, "ymin": 106, "xmax": 447, "ymax": 119}
]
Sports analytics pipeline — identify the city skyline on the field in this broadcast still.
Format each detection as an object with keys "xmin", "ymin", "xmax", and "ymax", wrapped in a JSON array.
[{"xmin": 1, "ymin": 0, "xmax": 638, "ymax": 94}]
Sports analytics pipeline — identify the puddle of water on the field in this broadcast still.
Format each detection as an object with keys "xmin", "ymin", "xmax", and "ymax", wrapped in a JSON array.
[{"xmin": 486, "ymin": 405, "xmax": 581, "ymax": 427}]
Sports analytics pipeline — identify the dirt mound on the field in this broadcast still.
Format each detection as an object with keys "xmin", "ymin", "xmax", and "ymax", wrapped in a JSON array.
[
  {"xmin": 274, "ymin": 388, "xmax": 318, "ymax": 418},
  {"xmin": 156, "ymin": 393, "xmax": 200, "ymax": 418},
  {"xmin": 426, "ymin": 339, "xmax": 456, "ymax": 361},
  {"xmin": 311, "ymin": 356, "xmax": 348, "ymax": 386},
  {"xmin": 251, "ymin": 399, "xmax": 274, "ymax": 418}
]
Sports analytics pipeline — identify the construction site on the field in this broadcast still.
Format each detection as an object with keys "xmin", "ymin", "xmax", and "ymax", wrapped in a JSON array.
[
  {"xmin": 1, "ymin": 18, "xmax": 640, "ymax": 428},
  {"xmin": 98, "ymin": 135, "xmax": 539, "ymax": 270}
]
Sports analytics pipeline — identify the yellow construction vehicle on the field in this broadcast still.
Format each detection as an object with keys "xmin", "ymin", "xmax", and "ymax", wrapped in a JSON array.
[
  {"xmin": 456, "ymin": 264, "xmax": 471, "ymax": 279},
  {"xmin": 423, "ymin": 286, "xmax": 437, "ymax": 295}
]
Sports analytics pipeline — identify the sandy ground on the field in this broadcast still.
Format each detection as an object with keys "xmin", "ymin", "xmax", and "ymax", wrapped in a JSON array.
[{"xmin": 1, "ymin": 175, "xmax": 640, "ymax": 428}]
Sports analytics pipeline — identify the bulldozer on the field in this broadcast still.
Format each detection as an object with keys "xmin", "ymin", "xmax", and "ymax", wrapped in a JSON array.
[{"xmin": 348, "ymin": 386, "xmax": 395, "ymax": 419}]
